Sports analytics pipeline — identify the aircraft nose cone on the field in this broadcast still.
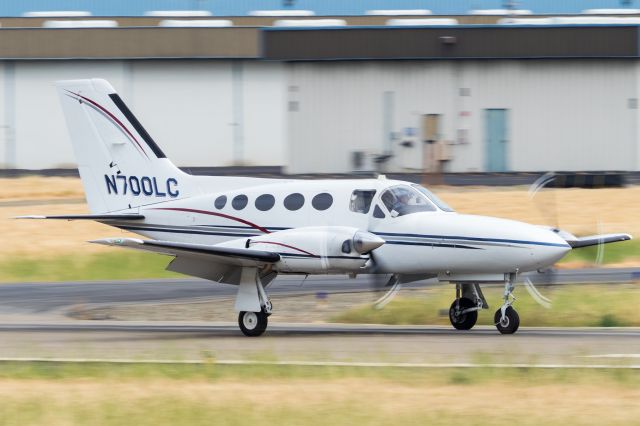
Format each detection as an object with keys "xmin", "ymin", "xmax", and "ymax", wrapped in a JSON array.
[{"xmin": 353, "ymin": 232, "xmax": 385, "ymax": 254}]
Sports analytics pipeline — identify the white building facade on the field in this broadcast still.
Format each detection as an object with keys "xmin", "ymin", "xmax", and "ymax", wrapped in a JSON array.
[
  {"xmin": 1, "ymin": 57, "xmax": 639, "ymax": 173},
  {"xmin": 285, "ymin": 59, "xmax": 640, "ymax": 173},
  {"xmin": 0, "ymin": 60, "xmax": 286, "ymax": 169}
]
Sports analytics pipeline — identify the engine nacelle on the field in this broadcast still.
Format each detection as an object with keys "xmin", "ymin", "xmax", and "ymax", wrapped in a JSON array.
[{"xmin": 244, "ymin": 226, "xmax": 384, "ymax": 274}]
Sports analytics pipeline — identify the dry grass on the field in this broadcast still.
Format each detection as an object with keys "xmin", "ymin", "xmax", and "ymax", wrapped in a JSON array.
[
  {"xmin": 437, "ymin": 185, "xmax": 640, "ymax": 238},
  {"xmin": 1, "ymin": 177, "xmax": 638, "ymax": 259},
  {"xmin": 0, "ymin": 176, "xmax": 84, "ymax": 201},
  {"xmin": 1, "ymin": 204, "xmax": 129, "ymax": 257},
  {"xmin": 0, "ymin": 377, "xmax": 638, "ymax": 425}
]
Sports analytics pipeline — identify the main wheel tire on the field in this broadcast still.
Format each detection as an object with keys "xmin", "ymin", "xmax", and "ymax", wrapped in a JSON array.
[
  {"xmin": 449, "ymin": 297, "xmax": 478, "ymax": 331},
  {"xmin": 238, "ymin": 311, "xmax": 268, "ymax": 337},
  {"xmin": 494, "ymin": 307, "xmax": 520, "ymax": 334}
]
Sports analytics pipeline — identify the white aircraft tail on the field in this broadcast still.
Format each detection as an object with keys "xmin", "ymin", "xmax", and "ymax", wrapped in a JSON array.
[{"xmin": 57, "ymin": 79, "xmax": 191, "ymax": 213}]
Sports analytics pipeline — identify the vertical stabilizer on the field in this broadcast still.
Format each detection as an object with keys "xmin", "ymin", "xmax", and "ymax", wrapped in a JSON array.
[{"xmin": 57, "ymin": 79, "xmax": 190, "ymax": 213}]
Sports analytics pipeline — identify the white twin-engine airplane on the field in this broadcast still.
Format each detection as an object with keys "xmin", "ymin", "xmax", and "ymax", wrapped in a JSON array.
[{"xmin": 22, "ymin": 79, "xmax": 632, "ymax": 336}]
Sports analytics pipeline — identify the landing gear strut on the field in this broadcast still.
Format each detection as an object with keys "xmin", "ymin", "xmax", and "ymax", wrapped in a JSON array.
[
  {"xmin": 494, "ymin": 272, "xmax": 520, "ymax": 334},
  {"xmin": 235, "ymin": 268, "xmax": 276, "ymax": 337}
]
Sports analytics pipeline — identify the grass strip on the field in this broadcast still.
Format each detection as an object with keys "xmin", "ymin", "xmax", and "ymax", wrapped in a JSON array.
[
  {"xmin": 0, "ymin": 362, "xmax": 638, "ymax": 426},
  {"xmin": 333, "ymin": 284, "xmax": 640, "ymax": 327},
  {"xmin": 560, "ymin": 239, "xmax": 639, "ymax": 264},
  {"xmin": 0, "ymin": 252, "xmax": 179, "ymax": 282},
  {"xmin": 0, "ymin": 360, "xmax": 638, "ymax": 384}
]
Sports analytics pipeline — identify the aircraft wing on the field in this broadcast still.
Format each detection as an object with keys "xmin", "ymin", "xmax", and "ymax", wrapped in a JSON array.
[
  {"xmin": 91, "ymin": 237, "xmax": 280, "ymax": 267},
  {"xmin": 565, "ymin": 233, "xmax": 632, "ymax": 249},
  {"xmin": 16, "ymin": 214, "xmax": 144, "ymax": 221}
]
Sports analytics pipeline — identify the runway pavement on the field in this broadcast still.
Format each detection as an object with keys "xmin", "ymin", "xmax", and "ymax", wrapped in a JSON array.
[
  {"xmin": 0, "ymin": 322, "xmax": 638, "ymax": 367},
  {"xmin": 0, "ymin": 268, "xmax": 638, "ymax": 367}
]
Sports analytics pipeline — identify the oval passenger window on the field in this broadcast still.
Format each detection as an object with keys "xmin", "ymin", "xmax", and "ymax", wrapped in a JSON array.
[
  {"xmin": 232, "ymin": 194, "xmax": 248, "ymax": 210},
  {"xmin": 214, "ymin": 195, "xmax": 227, "ymax": 209},
  {"xmin": 255, "ymin": 194, "xmax": 275, "ymax": 211},
  {"xmin": 283, "ymin": 193, "xmax": 305, "ymax": 211},
  {"xmin": 312, "ymin": 193, "xmax": 333, "ymax": 211}
]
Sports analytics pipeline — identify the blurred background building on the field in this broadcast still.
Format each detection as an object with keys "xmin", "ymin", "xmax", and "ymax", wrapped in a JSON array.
[{"xmin": 1, "ymin": 0, "xmax": 640, "ymax": 173}]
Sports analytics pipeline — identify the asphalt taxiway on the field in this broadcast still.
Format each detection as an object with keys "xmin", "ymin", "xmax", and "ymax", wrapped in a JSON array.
[
  {"xmin": 0, "ymin": 269, "xmax": 637, "ymax": 367},
  {"xmin": 1, "ymin": 267, "xmax": 638, "ymax": 315}
]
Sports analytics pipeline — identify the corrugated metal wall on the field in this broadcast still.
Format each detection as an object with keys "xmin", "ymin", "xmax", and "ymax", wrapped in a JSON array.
[
  {"xmin": 286, "ymin": 60, "xmax": 639, "ymax": 173},
  {"xmin": 3, "ymin": 60, "xmax": 285, "ymax": 169}
]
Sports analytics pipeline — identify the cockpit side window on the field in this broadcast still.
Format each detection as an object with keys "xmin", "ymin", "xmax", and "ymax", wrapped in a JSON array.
[
  {"xmin": 349, "ymin": 190, "xmax": 376, "ymax": 214},
  {"xmin": 381, "ymin": 185, "xmax": 436, "ymax": 217},
  {"xmin": 373, "ymin": 205, "xmax": 386, "ymax": 219}
]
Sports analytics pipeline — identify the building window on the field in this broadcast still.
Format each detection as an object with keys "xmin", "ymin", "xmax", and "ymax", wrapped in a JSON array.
[
  {"xmin": 311, "ymin": 193, "xmax": 333, "ymax": 211},
  {"xmin": 214, "ymin": 195, "xmax": 227, "ymax": 209},
  {"xmin": 349, "ymin": 190, "xmax": 376, "ymax": 214},
  {"xmin": 283, "ymin": 193, "xmax": 305, "ymax": 211},
  {"xmin": 232, "ymin": 194, "xmax": 248, "ymax": 210},
  {"xmin": 255, "ymin": 194, "xmax": 275, "ymax": 211}
]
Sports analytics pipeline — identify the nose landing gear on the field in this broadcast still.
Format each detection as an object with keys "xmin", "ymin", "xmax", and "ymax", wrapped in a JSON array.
[
  {"xmin": 494, "ymin": 306, "xmax": 520, "ymax": 334},
  {"xmin": 494, "ymin": 272, "xmax": 520, "ymax": 334}
]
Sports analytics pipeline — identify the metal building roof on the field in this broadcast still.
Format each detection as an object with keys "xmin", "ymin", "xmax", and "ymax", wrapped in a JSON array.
[{"xmin": 7, "ymin": 1, "xmax": 640, "ymax": 17}]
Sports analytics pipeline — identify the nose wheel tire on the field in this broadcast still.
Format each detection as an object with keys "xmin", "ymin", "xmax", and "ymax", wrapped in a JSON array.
[
  {"xmin": 238, "ymin": 311, "xmax": 268, "ymax": 337},
  {"xmin": 494, "ymin": 307, "xmax": 520, "ymax": 334},
  {"xmin": 449, "ymin": 297, "xmax": 478, "ymax": 330}
]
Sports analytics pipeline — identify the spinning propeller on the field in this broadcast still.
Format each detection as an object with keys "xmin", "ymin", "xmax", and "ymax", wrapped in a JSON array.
[
  {"xmin": 526, "ymin": 172, "xmax": 612, "ymax": 308},
  {"xmin": 364, "ymin": 247, "xmax": 401, "ymax": 310}
]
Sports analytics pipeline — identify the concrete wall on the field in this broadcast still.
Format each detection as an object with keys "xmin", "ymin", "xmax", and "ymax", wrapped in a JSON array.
[
  {"xmin": 286, "ymin": 60, "xmax": 639, "ymax": 173},
  {"xmin": 3, "ymin": 59, "xmax": 285, "ymax": 169}
]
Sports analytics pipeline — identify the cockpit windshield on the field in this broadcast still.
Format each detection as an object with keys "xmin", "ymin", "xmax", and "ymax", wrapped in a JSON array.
[
  {"xmin": 380, "ymin": 185, "xmax": 436, "ymax": 217},
  {"xmin": 411, "ymin": 184, "xmax": 455, "ymax": 212}
]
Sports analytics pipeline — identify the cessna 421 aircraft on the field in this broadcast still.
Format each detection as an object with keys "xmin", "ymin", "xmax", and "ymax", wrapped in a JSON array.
[{"xmin": 21, "ymin": 79, "xmax": 632, "ymax": 336}]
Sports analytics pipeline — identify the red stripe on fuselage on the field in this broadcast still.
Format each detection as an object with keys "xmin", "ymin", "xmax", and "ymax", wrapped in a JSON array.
[{"xmin": 150, "ymin": 207, "xmax": 271, "ymax": 234}]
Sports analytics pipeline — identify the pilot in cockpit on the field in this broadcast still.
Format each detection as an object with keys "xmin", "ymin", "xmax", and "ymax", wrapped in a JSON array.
[
  {"xmin": 381, "ymin": 185, "xmax": 436, "ymax": 217},
  {"xmin": 382, "ymin": 187, "xmax": 412, "ymax": 216}
]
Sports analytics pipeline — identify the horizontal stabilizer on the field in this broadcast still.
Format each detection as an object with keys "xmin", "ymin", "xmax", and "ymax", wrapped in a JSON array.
[
  {"xmin": 15, "ymin": 214, "xmax": 145, "ymax": 221},
  {"xmin": 567, "ymin": 233, "xmax": 632, "ymax": 249},
  {"xmin": 91, "ymin": 237, "xmax": 280, "ymax": 266}
]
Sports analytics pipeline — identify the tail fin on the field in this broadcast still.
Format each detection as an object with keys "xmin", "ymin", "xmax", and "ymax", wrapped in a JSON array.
[{"xmin": 57, "ymin": 79, "xmax": 189, "ymax": 213}]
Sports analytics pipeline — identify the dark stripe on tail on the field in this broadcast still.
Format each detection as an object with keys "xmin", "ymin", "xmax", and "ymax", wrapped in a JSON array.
[{"xmin": 108, "ymin": 93, "xmax": 166, "ymax": 158}]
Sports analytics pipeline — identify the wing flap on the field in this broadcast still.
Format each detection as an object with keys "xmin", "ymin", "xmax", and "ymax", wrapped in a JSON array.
[
  {"xmin": 567, "ymin": 233, "xmax": 632, "ymax": 249},
  {"xmin": 92, "ymin": 237, "xmax": 280, "ymax": 267}
]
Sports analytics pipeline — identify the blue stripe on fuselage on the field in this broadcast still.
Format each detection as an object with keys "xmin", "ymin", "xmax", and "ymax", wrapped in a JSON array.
[{"xmin": 374, "ymin": 232, "xmax": 569, "ymax": 248}]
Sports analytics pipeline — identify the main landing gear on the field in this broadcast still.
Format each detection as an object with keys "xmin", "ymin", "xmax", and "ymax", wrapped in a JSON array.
[
  {"xmin": 448, "ymin": 273, "xmax": 520, "ymax": 334},
  {"xmin": 235, "ymin": 268, "xmax": 275, "ymax": 337},
  {"xmin": 449, "ymin": 283, "xmax": 486, "ymax": 331},
  {"xmin": 238, "ymin": 310, "xmax": 269, "ymax": 337}
]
